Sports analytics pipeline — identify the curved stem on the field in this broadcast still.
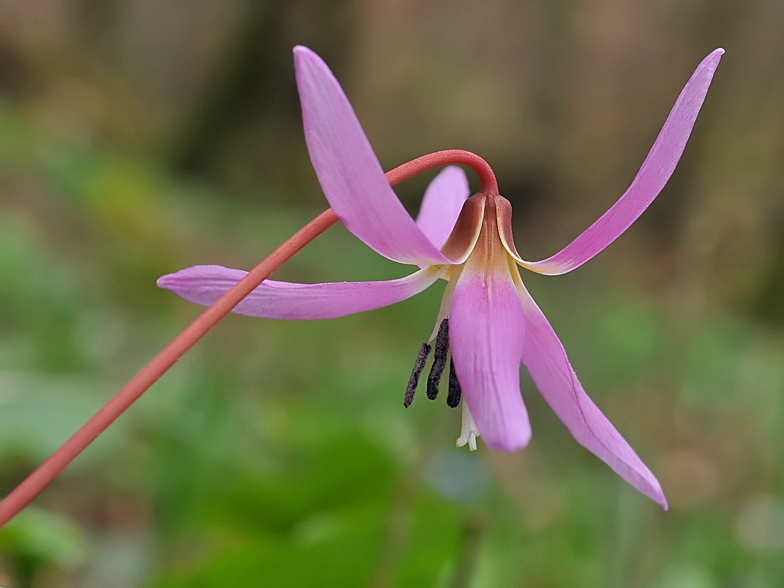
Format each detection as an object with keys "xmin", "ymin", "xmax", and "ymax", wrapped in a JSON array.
[
  {"xmin": 0, "ymin": 148, "xmax": 497, "ymax": 529},
  {"xmin": 385, "ymin": 149, "xmax": 498, "ymax": 194}
]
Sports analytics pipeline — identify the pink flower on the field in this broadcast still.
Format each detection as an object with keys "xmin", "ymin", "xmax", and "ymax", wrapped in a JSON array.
[{"xmin": 158, "ymin": 47, "xmax": 723, "ymax": 508}]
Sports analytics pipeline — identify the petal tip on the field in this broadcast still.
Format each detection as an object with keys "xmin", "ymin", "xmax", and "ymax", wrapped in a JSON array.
[
  {"xmin": 293, "ymin": 45, "xmax": 316, "ymax": 59},
  {"xmin": 157, "ymin": 274, "xmax": 174, "ymax": 289},
  {"xmin": 642, "ymin": 475, "xmax": 668, "ymax": 510},
  {"xmin": 293, "ymin": 45, "xmax": 328, "ymax": 76},
  {"xmin": 484, "ymin": 429, "xmax": 531, "ymax": 452},
  {"xmin": 651, "ymin": 482, "xmax": 669, "ymax": 510},
  {"xmin": 692, "ymin": 47, "xmax": 724, "ymax": 78},
  {"xmin": 701, "ymin": 48, "xmax": 725, "ymax": 72}
]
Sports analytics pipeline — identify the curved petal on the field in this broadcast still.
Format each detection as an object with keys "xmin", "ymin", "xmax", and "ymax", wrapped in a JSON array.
[
  {"xmin": 449, "ymin": 244, "xmax": 530, "ymax": 451},
  {"xmin": 438, "ymin": 194, "xmax": 485, "ymax": 265},
  {"xmin": 512, "ymin": 48, "xmax": 724, "ymax": 275},
  {"xmin": 416, "ymin": 166, "xmax": 471, "ymax": 249},
  {"xmin": 294, "ymin": 46, "xmax": 449, "ymax": 266},
  {"xmin": 514, "ymin": 276, "xmax": 667, "ymax": 508},
  {"xmin": 158, "ymin": 264, "xmax": 445, "ymax": 320}
]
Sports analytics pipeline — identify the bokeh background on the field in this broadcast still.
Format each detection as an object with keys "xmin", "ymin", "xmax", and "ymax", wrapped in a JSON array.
[{"xmin": 0, "ymin": 1, "xmax": 783, "ymax": 586}]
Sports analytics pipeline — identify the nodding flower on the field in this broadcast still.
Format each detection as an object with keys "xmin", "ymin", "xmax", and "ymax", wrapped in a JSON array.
[{"xmin": 159, "ymin": 46, "xmax": 724, "ymax": 509}]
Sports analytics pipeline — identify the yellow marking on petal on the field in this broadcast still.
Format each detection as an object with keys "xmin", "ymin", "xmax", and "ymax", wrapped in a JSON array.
[
  {"xmin": 433, "ymin": 194, "xmax": 518, "ymax": 341},
  {"xmin": 430, "ymin": 263, "xmax": 464, "ymax": 341},
  {"xmin": 461, "ymin": 194, "xmax": 520, "ymax": 282},
  {"xmin": 519, "ymin": 259, "xmax": 573, "ymax": 275}
]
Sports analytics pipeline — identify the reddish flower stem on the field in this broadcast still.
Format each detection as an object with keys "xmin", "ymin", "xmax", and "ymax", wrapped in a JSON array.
[
  {"xmin": 0, "ymin": 149, "xmax": 496, "ymax": 529},
  {"xmin": 386, "ymin": 149, "xmax": 498, "ymax": 195}
]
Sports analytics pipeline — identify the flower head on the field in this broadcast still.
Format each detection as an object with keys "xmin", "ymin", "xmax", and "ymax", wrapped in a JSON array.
[{"xmin": 158, "ymin": 46, "xmax": 723, "ymax": 508}]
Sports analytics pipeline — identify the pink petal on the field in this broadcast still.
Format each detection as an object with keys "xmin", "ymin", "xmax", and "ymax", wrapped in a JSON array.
[
  {"xmin": 515, "ymin": 277, "xmax": 667, "ymax": 508},
  {"xmin": 294, "ymin": 46, "xmax": 449, "ymax": 266},
  {"xmin": 517, "ymin": 49, "xmax": 724, "ymax": 275},
  {"xmin": 449, "ymin": 262, "xmax": 531, "ymax": 451},
  {"xmin": 416, "ymin": 166, "xmax": 471, "ymax": 249},
  {"xmin": 158, "ymin": 264, "xmax": 444, "ymax": 320}
]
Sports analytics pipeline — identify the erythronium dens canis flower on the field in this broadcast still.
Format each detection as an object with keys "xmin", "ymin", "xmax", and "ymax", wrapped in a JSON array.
[{"xmin": 159, "ymin": 46, "xmax": 724, "ymax": 509}]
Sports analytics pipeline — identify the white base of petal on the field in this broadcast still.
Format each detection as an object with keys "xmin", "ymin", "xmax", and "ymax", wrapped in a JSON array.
[{"xmin": 456, "ymin": 402, "xmax": 481, "ymax": 451}]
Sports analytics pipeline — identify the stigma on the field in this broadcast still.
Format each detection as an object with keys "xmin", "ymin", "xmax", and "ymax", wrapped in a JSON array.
[{"xmin": 456, "ymin": 402, "xmax": 480, "ymax": 451}]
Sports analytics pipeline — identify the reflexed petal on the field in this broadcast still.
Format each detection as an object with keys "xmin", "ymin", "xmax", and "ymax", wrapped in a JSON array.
[
  {"xmin": 514, "ymin": 276, "xmax": 667, "ymax": 508},
  {"xmin": 158, "ymin": 264, "xmax": 444, "ymax": 320},
  {"xmin": 416, "ymin": 166, "xmax": 470, "ymax": 249},
  {"xmin": 439, "ymin": 194, "xmax": 485, "ymax": 265},
  {"xmin": 512, "ymin": 49, "xmax": 724, "ymax": 275},
  {"xmin": 449, "ymin": 258, "xmax": 530, "ymax": 451},
  {"xmin": 294, "ymin": 46, "xmax": 449, "ymax": 266}
]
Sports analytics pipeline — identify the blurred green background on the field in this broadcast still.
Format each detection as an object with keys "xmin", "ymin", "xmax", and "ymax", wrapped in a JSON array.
[{"xmin": 0, "ymin": 1, "xmax": 783, "ymax": 587}]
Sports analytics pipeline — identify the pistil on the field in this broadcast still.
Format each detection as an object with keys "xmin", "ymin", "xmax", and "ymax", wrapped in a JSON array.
[{"xmin": 456, "ymin": 402, "xmax": 481, "ymax": 451}]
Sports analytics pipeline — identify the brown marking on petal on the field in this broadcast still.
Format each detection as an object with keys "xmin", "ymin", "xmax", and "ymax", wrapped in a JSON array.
[
  {"xmin": 495, "ymin": 195, "xmax": 525, "ymax": 265},
  {"xmin": 440, "ymin": 194, "xmax": 485, "ymax": 263}
]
